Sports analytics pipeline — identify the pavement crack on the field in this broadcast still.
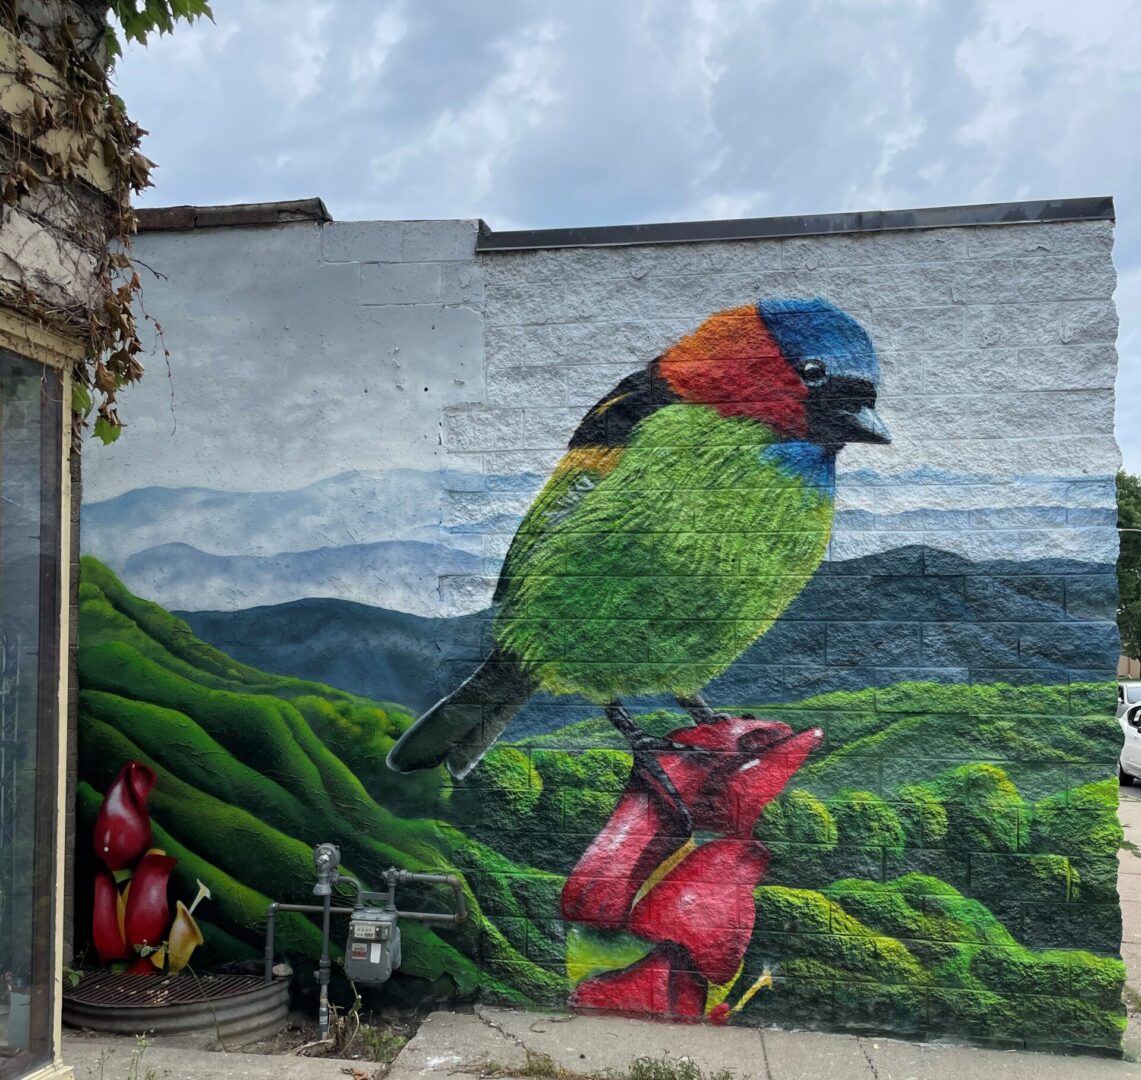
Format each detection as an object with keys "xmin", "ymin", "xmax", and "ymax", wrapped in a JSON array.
[
  {"xmin": 758, "ymin": 1031, "xmax": 774, "ymax": 1080},
  {"xmin": 856, "ymin": 1037, "xmax": 880, "ymax": 1079},
  {"xmin": 473, "ymin": 1005, "xmax": 532, "ymax": 1050}
]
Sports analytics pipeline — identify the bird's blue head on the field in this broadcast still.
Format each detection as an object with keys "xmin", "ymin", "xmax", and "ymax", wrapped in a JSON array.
[{"xmin": 757, "ymin": 298, "xmax": 891, "ymax": 451}]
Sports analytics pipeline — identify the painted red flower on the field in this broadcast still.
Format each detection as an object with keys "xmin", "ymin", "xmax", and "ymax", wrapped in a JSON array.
[
  {"xmin": 563, "ymin": 716, "xmax": 822, "ymax": 1018},
  {"xmin": 627, "ymin": 838, "xmax": 768, "ymax": 985},
  {"xmin": 560, "ymin": 788, "xmax": 688, "ymax": 929},
  {"xmin": 568, "ymin": 943, "xmax": 705, "ymax": 1020},
  {"xmin": 124, "ymin": 852, "xmax": 176, "ymax": 953},
  {"xmin": 93, "ymin": 762, "xmax": 156, "ymax": 871}
]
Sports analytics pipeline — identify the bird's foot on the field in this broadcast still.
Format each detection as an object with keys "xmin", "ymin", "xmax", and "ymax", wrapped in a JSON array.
[
  {"xmin": 606, "ymin": 701, "xmax": 695, "ymax": 834},
  {"xmin": 630, "ymin": 742, "xmax": 693, "ymax": 837},
  {"xmin": 676, "ymin": 694, "xmax": 736, "ymax": 726}
]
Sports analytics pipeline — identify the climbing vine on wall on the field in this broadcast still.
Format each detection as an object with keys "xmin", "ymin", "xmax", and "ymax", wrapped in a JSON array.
[{"xmin": 0, "ymin": 0, "xmax": 212, "ymax": 444}]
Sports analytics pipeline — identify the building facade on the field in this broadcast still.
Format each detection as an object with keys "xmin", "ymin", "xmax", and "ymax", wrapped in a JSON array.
[{"xmin": 77, "ymin": 196, "xmax": 1124, "ymax": 1051}]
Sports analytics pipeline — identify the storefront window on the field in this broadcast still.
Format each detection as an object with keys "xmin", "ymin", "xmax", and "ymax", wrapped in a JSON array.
[{"xmin": 0, "ymin": 348, "xmax": 62, "ymax": 1078}]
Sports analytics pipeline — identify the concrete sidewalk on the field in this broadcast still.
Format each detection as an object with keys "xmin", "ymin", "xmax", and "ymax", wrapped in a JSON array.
[
  {"xmin": 63, "ymin": 1035, "xmax": 361, "ymax": 1079},
  {"xmin": 62, "ymin": 787, "xmax": 1141, "ymax": 1080},
  {"xmin": 60, "ymin": 1007, "xmax": 1141, "ymax": 1080},
  {"xmin": 389, "ymin": 1006, "xmax": 1141, "ymax": 1080}
]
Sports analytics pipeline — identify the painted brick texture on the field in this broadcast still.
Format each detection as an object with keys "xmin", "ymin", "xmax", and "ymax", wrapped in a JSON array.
[{"xmin": 77, "ymin": 210, "xmax": 1122, "ymax": 1055}]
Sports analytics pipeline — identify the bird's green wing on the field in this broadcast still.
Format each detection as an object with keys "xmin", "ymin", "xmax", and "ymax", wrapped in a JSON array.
[{"xmin": 492, "ymin": 363, "xmax": 679, "ymax": 604}]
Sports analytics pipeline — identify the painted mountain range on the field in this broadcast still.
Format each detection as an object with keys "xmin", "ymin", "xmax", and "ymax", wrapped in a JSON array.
[
  {"xmin": 178, "ymin": 544, "xmax": 1120, "ymax": 734},
  {"xmin": 122, "ymin": 539, "xmax": 483, "ymax": 614},
  {"xmin": 85, "ymin": 468, "xmax": 1116, "ymax": 617}
]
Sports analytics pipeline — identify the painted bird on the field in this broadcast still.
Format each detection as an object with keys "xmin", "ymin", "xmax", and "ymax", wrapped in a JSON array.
[{"xmin": 387, "ymin": 298, "xmax": 890, "ymax": 816}]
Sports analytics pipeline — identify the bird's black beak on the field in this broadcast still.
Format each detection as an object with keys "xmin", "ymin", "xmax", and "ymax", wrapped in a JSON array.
[
  {"xmin": 836, "ymin": 403, "xmax": 891, "ymax": 445},
  {"xmin": 805, "ymin": 377, "xmax": 891, "ymax": 450}
]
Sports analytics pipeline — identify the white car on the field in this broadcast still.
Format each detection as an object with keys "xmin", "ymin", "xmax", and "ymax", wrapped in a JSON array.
[
  {"xmin": 1119, "ymin": 682, "xmax": 1141, "ymax": 720},
  {"xmin": 1119, "ymin": 682, "xmax": 1141, "ymax": 785}
]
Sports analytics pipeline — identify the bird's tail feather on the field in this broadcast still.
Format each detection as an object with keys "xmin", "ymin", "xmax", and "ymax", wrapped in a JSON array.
[{"xmin": 386, "ymin": 648, "xmax": 537, "ymax": 779}]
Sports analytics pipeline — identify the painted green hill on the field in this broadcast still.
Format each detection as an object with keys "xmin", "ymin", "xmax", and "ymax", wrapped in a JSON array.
[
  {"xmin": 77, "ymin": 556, "xmax": 566, "ymax": 1004},
  {"xmin": 740, "ymin": 876, "xmax": 1124, "ymax": 1048},
  {"xmin": 77, "ymin": 558, "xmax": 1125, "ymax": 1048}
]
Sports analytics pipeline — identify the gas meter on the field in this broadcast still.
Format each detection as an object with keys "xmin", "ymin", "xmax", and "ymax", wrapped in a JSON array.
[
  {"xmin": 264, "ymin": 844, "xmax": 467, "ymax": 1039},
  {"xmin": 345, "ymin": 907, "xmax": 401, "ymax": 983}
]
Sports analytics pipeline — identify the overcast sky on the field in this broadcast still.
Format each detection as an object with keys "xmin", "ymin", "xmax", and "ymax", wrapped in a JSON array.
[{"xmin": 111, "ymin": 0, "xmax": 1141, "ymax": 471}]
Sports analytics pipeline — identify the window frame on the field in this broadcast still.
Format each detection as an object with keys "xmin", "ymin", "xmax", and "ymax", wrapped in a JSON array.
[{"xmin": 0, "ymin": 333, "xmax": 73, "ymax": 1080}]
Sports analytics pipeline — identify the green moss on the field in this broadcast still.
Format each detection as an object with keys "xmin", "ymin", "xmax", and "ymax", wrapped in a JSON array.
[
  {"xmin": 896, "ymin": 786, "xmax": 948, "ymax": 847},
  {"xmin": 827, "ymin": 790, "xmax": 904, "ymax": 852},
  {"xmin": 909, "ymin": 764, "xmax": 1028, "ymax": 854},
  {"xmin": 745, "ymin": 875, "xmax": 1125, "ymax": 1048},
  {"xmin": 757, "ymin": 789, "xmax": 837, "ymax": 846}
]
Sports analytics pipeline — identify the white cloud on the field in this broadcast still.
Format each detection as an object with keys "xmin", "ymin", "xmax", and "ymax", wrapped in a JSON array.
[
  {"xmin": 367, "ymin": 19, "xmax": 559, "ymax": 210},
  {"xmin": 349, "ymin": 4, "xmax": 408, "ymax": 88}
]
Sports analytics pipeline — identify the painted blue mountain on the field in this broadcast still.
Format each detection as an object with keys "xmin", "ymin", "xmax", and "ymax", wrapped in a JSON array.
[
  {"xmin": 81, "ymin": 468, "xmax": 495, "ymax": 566},
  {"xmin": 83, "ymin": 469, "xmax": 1113, "ymax": 617},
  {"xmin": 180, "ymin": 598, "xmax": 488, "ymax": 716},
  {"xmin": 121, "ymin": 539, "xmax": 483, "ymax": 615},
  {"xmin": 177, "ymin": 545, "xmax": 1120, "ymax": 730}
]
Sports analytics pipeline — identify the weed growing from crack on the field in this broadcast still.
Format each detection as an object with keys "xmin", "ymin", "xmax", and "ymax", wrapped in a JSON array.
[
  {"xmin": 630, "ymin": 1057, "xmax": 734, "ymax": 1080},
  {"xmin": 357, "ymin": 1024, "xmax": 408, "ymax": 1064}
]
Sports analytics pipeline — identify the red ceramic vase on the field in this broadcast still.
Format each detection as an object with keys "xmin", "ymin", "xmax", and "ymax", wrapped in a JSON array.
[{"xmin": 91, "ymin": 869, "xmax": 128, "ymax": 964}]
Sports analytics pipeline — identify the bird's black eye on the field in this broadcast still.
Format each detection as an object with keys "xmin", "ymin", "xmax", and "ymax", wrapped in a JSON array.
[{"xmin": 800, "ymin": 359, "xmax": 828, "ymax": 387}]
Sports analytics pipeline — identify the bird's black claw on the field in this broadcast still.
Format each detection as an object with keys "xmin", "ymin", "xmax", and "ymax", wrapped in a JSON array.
[
  {"xmin": 676, "ymin": 694, "xmax": 732, "ymax": 726},
  {"xmin": 606, "ymin": 699, "xmax": 695, "ymax": 834},
  {"xmin": 631, "ymin": 746, "xmax": 693, "ymax": 835}
]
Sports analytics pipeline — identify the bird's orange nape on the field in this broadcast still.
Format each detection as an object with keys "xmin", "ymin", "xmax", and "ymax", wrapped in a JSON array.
[{"xmin": 657, "ymin": 304, "xmax": 809, "ymax": 438}]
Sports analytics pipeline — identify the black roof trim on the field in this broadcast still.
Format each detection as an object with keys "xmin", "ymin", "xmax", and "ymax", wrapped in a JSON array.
[
  {"xmin": 475, "ymin": 196, "xmax": 1114, "ymax": 252},
  {"xmin": 137, "ymin": 198, "xmax": 332, "ymax": 232}
]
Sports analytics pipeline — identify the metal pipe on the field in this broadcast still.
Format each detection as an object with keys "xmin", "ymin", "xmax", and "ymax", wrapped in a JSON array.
[
  {"xmin": 318, "ymin": 889, "xmax": 332, "ymax": 1040},
  {"xmin": 263, "ymin": 903, "xmax": 353, "ymax": 985},
  {"xmin": 264, "ymin": 903, "xmax": 277, "ymax": 984},
  {"xmin": 273, "ymin": 903, "xmax": 353, "ymax": 912},
  {"xmin": 333, "ymin": 872, "xmax": 365, "ymax": 903},
  {"xmin": 389, "ymin": 870, "xmax": 468, "ymax": 924},
  {"xmin": 263, "ymin": 852, "xmax": 468, "ymax": 1036},
  {"xmin": 275, "ymin": 904, "xmax": 353, "ymax": 915},
  {"xmin": 394, "ymin": 909, "xmax": 465, "ymax": 925},
  {"xmin": 445, "ymin": 873, "xmax": 468, "ymax": 923}
]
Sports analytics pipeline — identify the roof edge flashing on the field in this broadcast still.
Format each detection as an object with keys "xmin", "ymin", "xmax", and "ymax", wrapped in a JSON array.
[
  {"xmin": 137, "ymin": 198, "xmax": 332, "ymax": 232},
  {"xmin": 475, "ymin": 196, "xmax": 1114, "ymax": 253}
]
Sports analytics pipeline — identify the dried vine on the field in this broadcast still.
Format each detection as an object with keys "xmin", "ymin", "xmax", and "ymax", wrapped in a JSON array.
[{"xmin": 0, "ymin": 0, "xmax": 211, "ymax": 444}]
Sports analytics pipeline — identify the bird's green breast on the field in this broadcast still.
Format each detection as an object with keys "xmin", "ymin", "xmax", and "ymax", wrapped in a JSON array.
[{"xmin": 493, "ymin": 405, "xmax": 835, "ymax": 700}]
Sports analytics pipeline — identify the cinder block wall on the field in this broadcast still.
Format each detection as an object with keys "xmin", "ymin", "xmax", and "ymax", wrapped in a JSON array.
[
  {"xmin": 78, "ymin": 203, "xmax": 1123, "ymax": 1053},
  {"xmin": 443, "ymin": 216, "xmax": 1123, "ymax": 1047}
]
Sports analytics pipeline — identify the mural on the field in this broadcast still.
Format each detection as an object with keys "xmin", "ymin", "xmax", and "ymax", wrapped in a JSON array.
[{"xmin": 76, "ymin": 217, "xmax": 1125, "ymax": 1053}]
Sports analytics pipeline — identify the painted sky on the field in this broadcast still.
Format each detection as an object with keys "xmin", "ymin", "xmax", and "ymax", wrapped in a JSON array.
[{"xmin": 111, "ymin": 0, "xmax": 1139, "ymax": 471}]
